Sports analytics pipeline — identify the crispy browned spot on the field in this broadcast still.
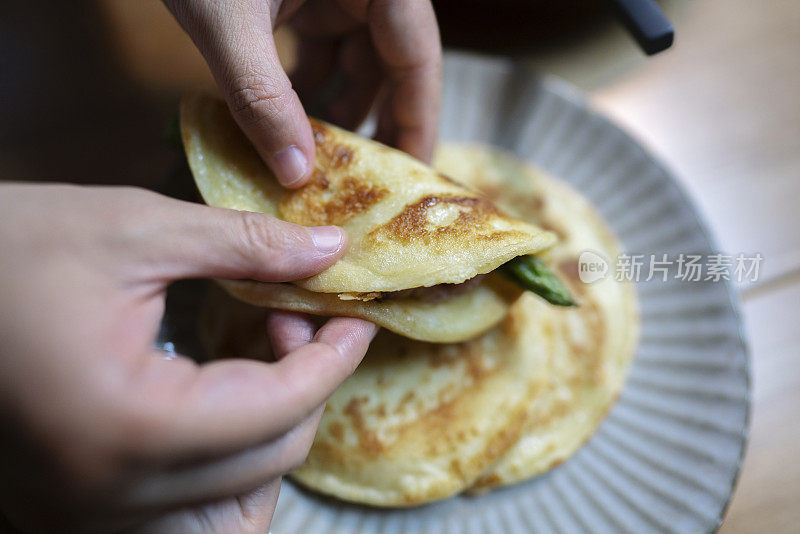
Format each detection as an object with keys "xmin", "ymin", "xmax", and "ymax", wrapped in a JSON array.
[
  {"xmin": 450, "ymin": 459, "xmax": 466, "ymax": 480},
  {"xmin": 390, "ymin": 347, "xmax": 507, "ymax": 459},
  {"xmin": 330, "ymin": 146, "xmax": 353, "ymax": 168},
  {"xmin": 463, "ymin": 342, "xmax": 495, "ymax": 381},
  {"xmin": 469, "ymin": 403, "xmax": 530, "ymax": 482},
  {"xmin": 399, "ymin": 391, "xmax": 416, "ymax": 407},
  {"xmin": 280, "ymin": 173, "xmax": 388, "ymax": 226},
  {"xmin": 328, "ymin": 421, "xmax": 344, "ymax": 441},
  {"xmin": 369, "ymin": 195, "xmax": 514, "ymax": 245},
  {"xmin": 310, "ymin": 119, "xmax": 329, "ymax": 144},
  {"xmin": 428, "ymin": 349, "xmax": 460, "ymax": 369},
  {"xmin": 485, "ymin": 406, "xmax": 528, "ymax": 458},
  {"xmin": 469, "ymin": 405, "xmax": 532, "ymax": 488},
  {"xmin": 392, "ymin": 389, "xmax": 419, "ymax": 417},
  {"xmin": 343, "ymin": 397, "xmax": 384, "ymax": 455},
  {"xmin": 419, "ymin": 401, "xmax": 457, "ymax": 455},
  {"xmin": 343, "ymin": 397, "xmax": 368, "ymax": 424},
  {"xmin": 473, "ymin": 472, "xmax": 503, "ymax": 488},
  {"xmin": 310, "ymin": 119, "xmax": 356, "ymax": 169},
  {"xmin": 466, "ymin": 356, "xmax": 490, "ymax": 381}
]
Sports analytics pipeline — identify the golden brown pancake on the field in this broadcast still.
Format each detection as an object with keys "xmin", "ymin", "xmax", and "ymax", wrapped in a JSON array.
[
  {"xmin": 290, "ymin": 295, "xmax": 555, "ymax": 506},
  {"xmin": 296, "ymin": 145, "xmax": 638, "ymax": 502},
  {"xmin": 201, "ymin": 288, "xmax": 555, "ymax": 506},
  {"xmin": 431, "ymin": 145, "xmax": 639, "ymax": 491},
  {"xmin": 201, "ymin": 144, "xmax": 638, "ymax": 506},
  {"xmin": 180, "ymin": 93, "xmax": 555, "ymax": 342}
]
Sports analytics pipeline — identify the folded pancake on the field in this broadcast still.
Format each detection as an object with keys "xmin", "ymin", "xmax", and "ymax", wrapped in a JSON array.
[
  {"xmin": 429, "ymin": 145, "xmax": 639, "ymax": 492},
  {"xmin": 180, "ymin": 93, "xmax": 556, "ymax": 342},
  {"xmin": 201, "ymin": 287, "xmax": 555, "ymax": 507},
  {"xmin": 222, "ymin": 275, "xmax": 522, "ymax": 344}
]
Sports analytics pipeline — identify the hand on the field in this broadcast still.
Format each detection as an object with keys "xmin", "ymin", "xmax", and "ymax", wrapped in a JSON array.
[
  {"xmin": 164, "ymin": 0, "xmax": 442, "ymax": 186},
  {"xmin": 0, "ymin": 184, "xmax": 377, "ymax": 533}
]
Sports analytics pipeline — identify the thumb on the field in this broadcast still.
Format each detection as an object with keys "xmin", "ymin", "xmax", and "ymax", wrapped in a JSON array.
[
  {"xmin": 138, "ymin": 194, "xmax": 346, "ymax": 283},
  {"xmin": 165, "ymin": 0, "xmax": 315, "ymax": 187}
]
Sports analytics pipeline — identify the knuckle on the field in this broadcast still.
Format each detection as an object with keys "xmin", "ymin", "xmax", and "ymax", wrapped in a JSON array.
[
  {"xmin": 229, "ymin": 72, "xmax": 293, "ymax": 123},
  {"xmin": 237, "ymin": 211, "xmax": 308, "ymax": 262},
  {"xmin": 238, "ymin": 211, "xmax": 278, "ymax": 256}
]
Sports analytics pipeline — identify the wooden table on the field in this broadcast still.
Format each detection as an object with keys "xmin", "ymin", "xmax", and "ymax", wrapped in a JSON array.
[{"xmin": 2, "ymin": 0, "xmax": 797, "ymax": 531}]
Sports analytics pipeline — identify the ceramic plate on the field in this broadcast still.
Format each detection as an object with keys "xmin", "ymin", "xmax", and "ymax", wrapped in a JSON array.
[{"xmin": 160, "ymin": 52, "xmax": 750, "ymax": 534}]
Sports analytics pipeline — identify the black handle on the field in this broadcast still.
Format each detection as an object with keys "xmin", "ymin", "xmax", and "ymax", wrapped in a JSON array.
[{"xmin": 606, "ymin": 0, "xmax": 674, "ymax": 55}]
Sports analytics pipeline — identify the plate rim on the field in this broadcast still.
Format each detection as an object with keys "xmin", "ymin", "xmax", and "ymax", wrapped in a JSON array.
[{"xmin": 531, "ymin": 65, "xmax": 752, "ymax": 531}]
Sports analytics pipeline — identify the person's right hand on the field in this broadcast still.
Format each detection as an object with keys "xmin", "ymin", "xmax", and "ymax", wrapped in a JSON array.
[
  {"xmin": 0, "ymin": 184, "xmax": 377, "ymax": 533},
  {"xmin": 163, "ymin": 0, "xmax": 442, "ymax": 186}
]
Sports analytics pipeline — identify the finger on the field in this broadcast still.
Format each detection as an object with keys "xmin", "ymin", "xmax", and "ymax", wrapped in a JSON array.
[
  {"xmin": 266, "ymin": 310, "xmax": 317, "ymax": 359},
  {"xmin": 254, "ymin": 478, "xmax": 281, "ymax": 532},
  {"xmin": 122, "ymin": 192, "xmax": 346, "ymax": 283},
  {"xmin": 327, "ymin": 31, "xmax": 383, "ymax": 130},
  {"xmin": 360, "ymin": 0, "xmax": 442, "ymax": 162},
  {"xmin": 118, "ymin": 318, "xmax": 376, "ymax": 461},
  {"xmin": 164, "ymin": 0, "xmax": 315, "ymax": 187},
  {"xmin": 125, "ymin": 480, "xmax": 279, "ymax": 534},
  {"xmin": 121, "ymin": 406, "xmax": 325, "ymax": 510}
]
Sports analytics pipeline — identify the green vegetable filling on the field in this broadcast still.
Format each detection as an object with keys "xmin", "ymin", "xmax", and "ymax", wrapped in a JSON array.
[{"xmin": 499, "ymin": 255, "xmax": 576, "ymax": 307}]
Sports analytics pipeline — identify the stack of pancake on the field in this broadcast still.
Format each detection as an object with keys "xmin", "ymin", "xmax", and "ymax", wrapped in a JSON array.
[{"xmin": 183, "ymin": 94, "xmax": 639, "ymax": 506}]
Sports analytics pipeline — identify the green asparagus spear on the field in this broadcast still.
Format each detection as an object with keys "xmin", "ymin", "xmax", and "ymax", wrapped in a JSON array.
[{"xmin": 499, "ymin": 255, "xmax": 576, "ymax": 307}]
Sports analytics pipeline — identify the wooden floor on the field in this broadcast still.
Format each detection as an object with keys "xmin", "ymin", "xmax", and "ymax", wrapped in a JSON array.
[{"xmin": 1, "ymin": 0, "xmax": 796, "ymax": 531}]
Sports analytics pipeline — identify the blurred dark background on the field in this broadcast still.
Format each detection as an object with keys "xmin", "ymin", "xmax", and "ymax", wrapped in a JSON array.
[{"xmin": 0, "ymin": 0, "xmax": 639, "ymax": 190}]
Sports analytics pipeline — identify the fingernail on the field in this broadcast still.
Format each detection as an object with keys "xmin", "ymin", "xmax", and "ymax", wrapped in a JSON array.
[
  {"xmin": 310, "ymin": 226, "xmax": 344, "ymax": 254},
  {"xmin": 271, "ymin": 145, "xmax": 309, "ymax": 187}
]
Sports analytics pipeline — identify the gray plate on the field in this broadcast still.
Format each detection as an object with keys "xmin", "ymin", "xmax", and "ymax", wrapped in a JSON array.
[{"xmin": 162, "ymin": 52, "xmax": 750, "ymax": 534}]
